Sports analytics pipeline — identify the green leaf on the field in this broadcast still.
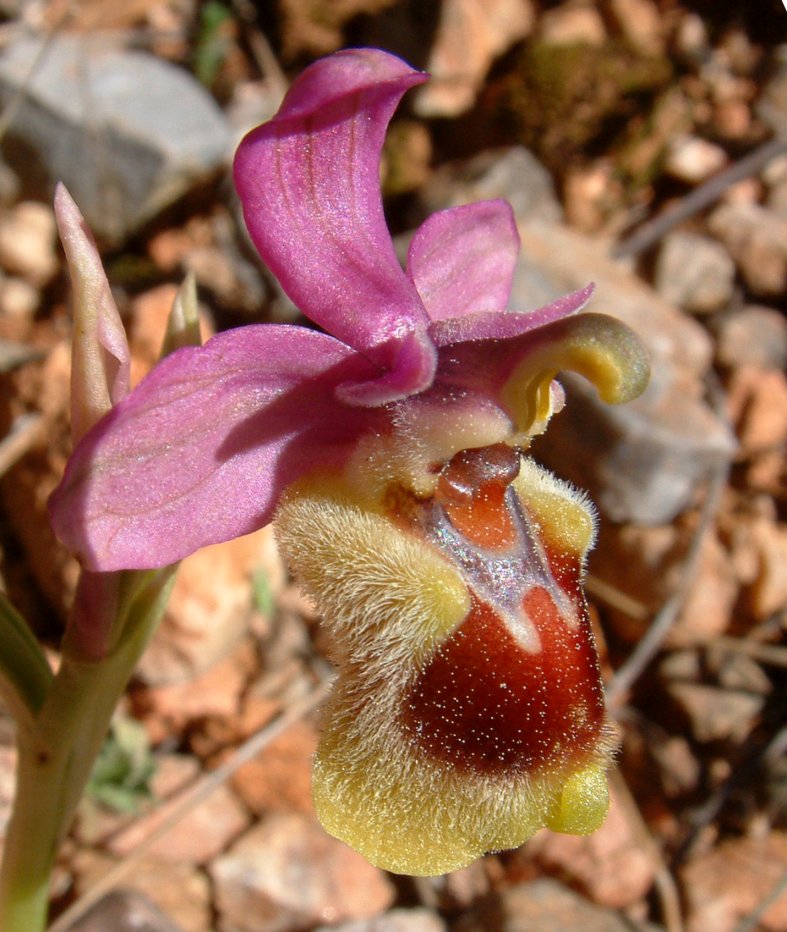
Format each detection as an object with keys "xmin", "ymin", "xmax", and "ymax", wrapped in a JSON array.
[{"xmin": 0, "ymin": 592, "xmax": 53, "ymax": 720}]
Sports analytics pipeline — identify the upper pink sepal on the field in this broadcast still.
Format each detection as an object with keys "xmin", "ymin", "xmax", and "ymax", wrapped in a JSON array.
[{"xmin": 234, "ymin": 49, "xmax": 431, "ymax": 395}]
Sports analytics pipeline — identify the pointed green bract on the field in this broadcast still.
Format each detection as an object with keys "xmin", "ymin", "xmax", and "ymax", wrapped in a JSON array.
[{"xmin": 0, "ymin": 593, "xmax": 53, "ymax": 722}]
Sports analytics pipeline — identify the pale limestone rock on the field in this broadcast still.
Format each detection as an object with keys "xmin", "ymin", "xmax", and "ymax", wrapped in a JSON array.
[
  {"xmin": 655, "ymin": 230, "xmax": 735, "ymax": 314},
  {"xmin": 139, "ymin": 638, "xmax": 258, "ymax": 744},
  {"xmin": 230, "ymin": 720, "xmax": 318, "ymax": 816},
  {"xmin": 0, "ymin": 201, "xmax": 57, "ymax": 285},
  {"xmin": 70, "ymin": 856, "xmax": 211, "ymax": 932},
  {"xmin": 0, "ymin": 36, "xmax": 230, "ymax": 244},
  {"xmin": 734, "ymin": 516, "xmax": 787, "ymax": 620},
  {"xmin": 137, "ymin": 527, "xmax": 283, "ymax": 686},
  {"xmin": 682, "ymin": 833, "xmax": 787, "ymax": 932},
  {"xmin": 709, "ymin": 202, "xmax": 787, "ymax": 297},
  {"xmin": 714, "ymin": 305, "xmax": 787, "ymax": 371},
  {"xmin": 454, "ymin": 878, "xmax": 658, "ymax": 932},
  {"xmin": 538, "ymin": 0, "xmax": 606, "ymax": 46},
  {"xmin": 666, "ymin": 681, "xmax": 764, "ymax": 743},
  {"xmin": 317, "ymin": 909, "xmax": 447, "ymax": 932},
  {"xmin": 664, "ymin": 134, "xmax": 727, "ymax": 184},
  {"xmin": 0, "ymin": 274, "xmax": 39, "ymax": 321},
  {"xmin": 63, "ymin": 889, "xmax": 184, "ymax": 932},
  {"xmin": 211, "ymin": 812, "xmax": 395, "ymax": 932},
  {"xmin": 608, "ymin": 0, "xmax": 664, "ymax": 55},
  {"xmin": 421, "ymin": 147, "xmax": 562, "ymax": 224}
]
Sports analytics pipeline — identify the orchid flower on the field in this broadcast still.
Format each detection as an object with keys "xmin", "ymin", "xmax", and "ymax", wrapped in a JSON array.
[{"xmin": 49, "ymin": 49, "xmax": 649, "ymax": 876}]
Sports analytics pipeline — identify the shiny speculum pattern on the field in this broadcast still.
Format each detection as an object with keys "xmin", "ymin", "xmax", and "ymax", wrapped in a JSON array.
[{"xmin": 399, "ymin": 445, "xmax": 605, "ymax": 776}]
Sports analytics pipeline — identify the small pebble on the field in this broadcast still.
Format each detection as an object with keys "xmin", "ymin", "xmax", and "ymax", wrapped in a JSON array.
[{"xmin": 655, "ymin": 230, "xmax": 735, "ymax": 314}]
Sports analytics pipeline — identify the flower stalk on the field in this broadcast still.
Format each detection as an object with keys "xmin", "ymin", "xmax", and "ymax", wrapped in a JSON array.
[
  {"xmin": 0, "ymin": 568, "xmax": 174, "ymax": 931},
  {"xmin": 0, "ymin": 188, "xmax": 191, "ymax": 930}
]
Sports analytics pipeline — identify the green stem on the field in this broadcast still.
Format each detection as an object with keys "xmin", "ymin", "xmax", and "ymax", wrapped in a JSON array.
[{"xmin": 0, "ymin": 568, "xmax": 176, "ymax": 931}]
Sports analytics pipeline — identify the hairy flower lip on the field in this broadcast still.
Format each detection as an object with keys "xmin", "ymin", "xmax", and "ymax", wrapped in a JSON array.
[{"xmin": 275, "ymin": 450, "xmax": 617, "ymax": 876}]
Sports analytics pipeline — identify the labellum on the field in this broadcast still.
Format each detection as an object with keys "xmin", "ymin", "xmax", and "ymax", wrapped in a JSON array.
[{"xmin": 275, "ymin": 442, "xmax": 616, "ymax": 876}]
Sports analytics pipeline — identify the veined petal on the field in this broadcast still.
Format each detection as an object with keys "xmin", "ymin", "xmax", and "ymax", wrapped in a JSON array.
[
  {"xmin": 407, "ymin": 201, "xmax": 519, "ymax": 321},
  {"xmin": 49, "ymin": 327, "xmax": 383, "ymax": 571},
  {"xmin": 234, "ymin": 49, "xmax": 435, "ymax": 398},
  {"xmin": 429, "ymin": 284, "xmax": 594, "ymax": 347},
  {"xmin": 434, "ymin": 310, "xmax": 651, "ymax": 439}
]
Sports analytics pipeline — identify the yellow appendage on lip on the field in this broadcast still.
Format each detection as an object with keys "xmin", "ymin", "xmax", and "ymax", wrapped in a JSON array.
[
  {"xmin": 546, "ymin": 763, "xmax": 609, "ymax": 834},
  {"xmin": 503, "ymin": 312, "xmax": 651, "ymax": 437}
]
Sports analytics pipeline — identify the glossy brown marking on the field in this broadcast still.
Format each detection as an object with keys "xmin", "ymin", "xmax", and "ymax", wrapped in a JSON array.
[
  {"xmin": 437, "ymin": 444, "xmax": 520, "ymax": 549},
  {"xmin": 542, "ymin": 542, "xmax": 584, "ymax": 603},
  {"xmin": 394, "ymin": 443, "xmax": 605, "ymax": 774},
  {"xmin": 402, "ymin": 590, "xmax": 605, "ymax": 775}
]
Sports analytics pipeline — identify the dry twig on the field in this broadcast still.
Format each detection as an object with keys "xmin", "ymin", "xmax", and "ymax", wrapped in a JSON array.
[
  {"xmin": 605, "ymin": 456, "xmax": 729, "ymax": 708},
  {"xmin": 613, "ymin": 133, "xmax": 787, "ymax": 260}
]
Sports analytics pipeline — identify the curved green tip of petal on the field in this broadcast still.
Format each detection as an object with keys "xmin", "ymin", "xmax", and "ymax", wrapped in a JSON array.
[
  {"xmin": 557, "ymin": 312, "xmax": 651, "ymax": 406},
  {"xmin": 504, "ymin": 312, "xmax": 650, "ymax": 434}
]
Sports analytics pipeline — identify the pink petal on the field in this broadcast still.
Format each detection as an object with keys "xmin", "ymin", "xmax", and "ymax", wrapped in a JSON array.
[
  {"xmin": 335, "ymin": 328, "xmax": 436, "ymax": 406},
  {"xmin": 432, "ymin": 308, "xmax": 650, "ymax": 436},
  {"xmin": 407, "ymin": 201, "xmax": 519, "ymax": 321},
  {"xmin": 49, "ymin": 326, "xmax": 383, "ymax": 571},
  {"xmin": 429, "ymin": 285, "xmax": 594, "ymax": 347},
  {"xmin": 234, "ymin": 49, "xmax": 435, "ymax": 400}
]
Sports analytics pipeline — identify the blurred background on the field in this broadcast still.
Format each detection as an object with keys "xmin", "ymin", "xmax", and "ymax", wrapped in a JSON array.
[{"xmin": 0, "ymin": 1, "xmax": 784, "ymax": 930}]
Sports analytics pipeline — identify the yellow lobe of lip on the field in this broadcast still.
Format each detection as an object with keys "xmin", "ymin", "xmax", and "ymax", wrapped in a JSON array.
[
  {"xmin": 512, "ymin": 457, "xmax": 597, "ymax": 559},
  {"xmin": 546, "ymin": 762, "xmax": 610, "ymax": 834},
  {"xmin": 274, "ymin": 479, "xmax": 471, "ymax": 664}
]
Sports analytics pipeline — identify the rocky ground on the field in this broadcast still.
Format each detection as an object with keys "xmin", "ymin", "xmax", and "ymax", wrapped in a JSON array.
[{"xmin": 0, "ymin": 1, "xmax": 784, "ymax": 930}]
